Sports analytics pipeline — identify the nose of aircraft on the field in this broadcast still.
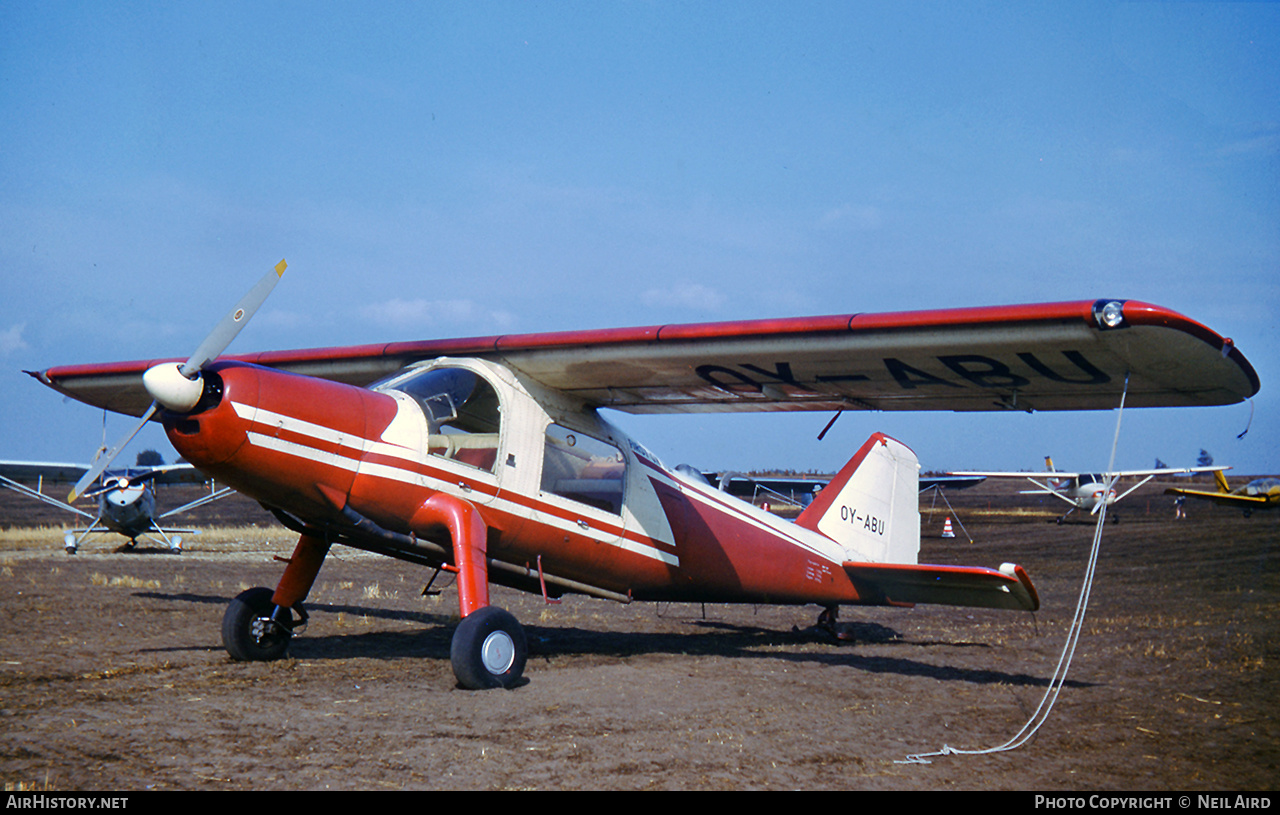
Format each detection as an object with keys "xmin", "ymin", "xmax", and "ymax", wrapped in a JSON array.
[
  {"xmin": 67, "ymin": 261, "xmax": 286, "ymax": 503},
  {"xmin": 103, "ymin": 477, "xmax": 143, "ymax": 507},
  {"xmin": 161, "ymin": 361, "xmax": 259, "ymax": 468},
  {"xmin": 160, "ymin": 360, "xmax": 401, "ymax": 521},
  {"xmin": 143, "ymin": 362, "xmax": 207, "ymax": 412}
]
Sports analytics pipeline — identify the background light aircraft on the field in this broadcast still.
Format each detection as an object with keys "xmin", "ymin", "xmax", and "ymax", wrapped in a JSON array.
[
  {"xmin": 951, "ymin": 456, "xmax": 1229, "ymax": 524},
  {"xmin": 704, "ymin": 471, "xmax": 985, "ymax": 512},
  {"xmin": 0, "ymin": 457, "xmax": 230, "ymax": 552},
  {"xmin": 1165, "ymin": 471, "xmax": 1280, "ymax": 517},
  {"xmin": 29, "ymin": 266, "xmax": 1259, "ymax": 689}
]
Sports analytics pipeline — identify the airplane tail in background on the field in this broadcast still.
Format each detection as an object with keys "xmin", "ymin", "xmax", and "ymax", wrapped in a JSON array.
[
  {"xmin": 795, "ymin": 432, "xmax": 920, "ymax": 565},
  {"xmin": 1214, "ymin": 469, "xmax": 1231, "ymax": 493}
]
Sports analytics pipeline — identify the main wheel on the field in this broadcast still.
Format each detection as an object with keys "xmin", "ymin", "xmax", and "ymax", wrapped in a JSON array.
[
  {"xmin": 450, "ymin": 606, "xmax": 527, "ymax": 689},
  {"xmin": 222, "ymin": 586, "xmax": 292, "ymax": 662}
]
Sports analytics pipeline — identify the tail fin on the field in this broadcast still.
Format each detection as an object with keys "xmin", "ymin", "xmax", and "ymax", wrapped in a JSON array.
[
  {"xmin": 1214, "ymin": 469, "xmax": 1231, "ymax": 493},
  {"xmin": 1045, "ymin": 455, "xmax": 1055, "ymax": 472},
  {"xmin": 795, "ymin": 433, "xmax": 920, "ymax": 564}
]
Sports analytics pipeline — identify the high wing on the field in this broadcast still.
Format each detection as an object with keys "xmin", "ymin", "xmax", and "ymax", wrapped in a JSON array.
[
  {"xmin": 0, "ymin": 460, "xmax": 94, "ymax": 484},
  {"xmin": 710, "ymin": 473, "xmax": 985, "ymax": 498},
  {"xmin": 0, "ymin": 461, "xmax": 97, "ymax": 519},
  {"xmin": 29, "ymin": 299, "xmax": 1259, "ymax": 418},
  {"xmin": 123, "ymin": 463, "xmax": 209, "ymax": 485},
  {"xmin": 708, "ymin": 473, "xmax": 829, "ymax": 496},
  {"xmin": 918, "ymin": 475, "xmax": 986, "ymax": 491},
  {"xmin": 0, "ymin": 460, "xmax": 207, "ymax": 486},
  {"xmin": 951, "ymin": 466, "xmax": 1229, "ymax": 480}
]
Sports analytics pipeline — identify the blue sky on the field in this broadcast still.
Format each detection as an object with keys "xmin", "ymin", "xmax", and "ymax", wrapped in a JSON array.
[{"xmin": 2, "ymin": 1, "xmax": 1277, "ymax": 478}]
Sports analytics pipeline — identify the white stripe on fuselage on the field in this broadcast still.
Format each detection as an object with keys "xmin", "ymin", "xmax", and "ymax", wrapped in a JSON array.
[{"xmin": 232, "ymin": 401, "xmax": 678, "ymax": 566}]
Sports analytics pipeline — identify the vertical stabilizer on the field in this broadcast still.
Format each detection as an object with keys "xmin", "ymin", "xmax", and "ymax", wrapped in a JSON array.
[
  {"xmin": 1214, "ymin": 469, "xmax": 1231, "ymax": 493},
  {"xmin": 795, "ymin": 433, "xmax": 920, "ymax": 564}
]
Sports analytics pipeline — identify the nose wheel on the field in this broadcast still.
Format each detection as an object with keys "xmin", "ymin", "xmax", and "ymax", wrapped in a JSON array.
[
  {"xmin": 450, "ymin": 606, "xmax": 527, "ymax": 689},
  {"xmin": 222, "ymin": 586, "xmax": 304, "ymax": 662}
]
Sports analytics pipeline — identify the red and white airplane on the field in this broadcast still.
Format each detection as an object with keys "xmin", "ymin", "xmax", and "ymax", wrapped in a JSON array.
[{"xmin": 28, "ymin": 264, "xmax": 1260, "ymax": 688}]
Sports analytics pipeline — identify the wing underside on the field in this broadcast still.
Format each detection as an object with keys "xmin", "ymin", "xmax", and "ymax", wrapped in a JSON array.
[{"xmin": 31, "ymin": 299, "xmax": 1259, "ymax": 418}]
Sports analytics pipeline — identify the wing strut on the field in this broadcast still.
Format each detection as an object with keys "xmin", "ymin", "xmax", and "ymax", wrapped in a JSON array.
[
  {"xmin": 921, "ymin": 483, "xmax": 973, "ymax": 544},
  {"xmin": 816, "ymin": 409, "xmax": 843, "ymax": 441},
  {"xmin": 900, "ymin": 373, "xmax": 1131, "ymax": 764}
]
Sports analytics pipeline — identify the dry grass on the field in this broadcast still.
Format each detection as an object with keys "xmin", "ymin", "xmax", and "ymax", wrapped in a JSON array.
[
  {"xmin": 89, "ymin": 572, "xmax": 162, "ymax": 590},
  {"xmin": 0, "ymin": 524, "xmax": 341, "ymax": 560}
]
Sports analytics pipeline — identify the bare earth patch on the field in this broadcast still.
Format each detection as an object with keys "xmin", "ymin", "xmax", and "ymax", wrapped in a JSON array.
[{"xmin": 0, "ymin": 480, "xmax": 1276, "ymax": 790}]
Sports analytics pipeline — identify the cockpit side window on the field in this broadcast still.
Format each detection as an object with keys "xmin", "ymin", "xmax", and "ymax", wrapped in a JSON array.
[
  {"xmin": 376, "ymin": 367, "xmax": 501, "ymax": 472},
  {"xmin": 541, "ymin": 424, "xmax": 625, "ymax": 514}
]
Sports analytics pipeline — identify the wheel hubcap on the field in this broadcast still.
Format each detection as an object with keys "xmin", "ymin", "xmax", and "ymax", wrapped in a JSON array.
[{"xmin": 479, "ymin": 630, "xmax": 515, "ymax": 674}]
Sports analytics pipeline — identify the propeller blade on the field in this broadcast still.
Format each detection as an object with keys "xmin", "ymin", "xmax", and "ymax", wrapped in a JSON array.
[
  {"xmin": 179, "ymin": 259, "xmax": 287, "ymax": 377},
  {"xmin": 69, "ymin": 259, "xmax": 288, "ymax": 501},
  {"xmin": 68, "ymin": 402, "xmax": 157, "ymax": 502}
]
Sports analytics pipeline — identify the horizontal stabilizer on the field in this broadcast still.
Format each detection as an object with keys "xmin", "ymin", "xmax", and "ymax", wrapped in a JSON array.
[{"xmin": 842, "ymin": 561, "xmax": 1039, "ymax": 611}]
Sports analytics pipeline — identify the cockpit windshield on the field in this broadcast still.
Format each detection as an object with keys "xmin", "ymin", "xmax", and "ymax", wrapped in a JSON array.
[{"xmin": 374, "ymin": 366, "xmax": 502, "ymax": 471}]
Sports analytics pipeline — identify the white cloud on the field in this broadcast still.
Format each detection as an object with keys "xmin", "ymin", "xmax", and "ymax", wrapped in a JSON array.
[
  {"xmin": 361, "ymin": 298, "xmax": 514, "ymax": 331},
  {"xmin": 0, "ymin": 323, "xmax": 28, "ymax": 356},
  {"xmin": 641, "ymin": 282, "xmax": 726, "ymax": 311}
]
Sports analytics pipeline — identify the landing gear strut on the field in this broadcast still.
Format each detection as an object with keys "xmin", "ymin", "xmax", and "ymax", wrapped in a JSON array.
[
  {"xmin": 222, "ymin": 533, "xmax": 328, "ymax": 661},
  {"xmin": 411, "ymin": 493, "xmax": 529, "ymax": 690},
  {"xmin": 816, "ymin": 605, "xmax": 854, "ymax": 641}
]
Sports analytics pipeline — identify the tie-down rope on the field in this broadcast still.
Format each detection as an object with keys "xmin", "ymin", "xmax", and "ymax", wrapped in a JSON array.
[{"xmin": 897, "ymin": 375, "xmax": 1130, "ymax": 764}]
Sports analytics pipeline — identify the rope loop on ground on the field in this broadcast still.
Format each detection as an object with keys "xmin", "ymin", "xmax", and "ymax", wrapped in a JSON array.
[{"xmin": 897, "ymin": 375, "xmax": 1130, "ymax": 765}]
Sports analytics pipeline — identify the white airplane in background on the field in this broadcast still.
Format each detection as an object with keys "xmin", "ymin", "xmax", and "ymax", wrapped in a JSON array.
[
  {"xmin": 951, "ymin": 456, "xmax": 1228, "ymax": 524},
  {"xmin": 0, "ymin": 458, "xmax": 233, "ymax": 552}
]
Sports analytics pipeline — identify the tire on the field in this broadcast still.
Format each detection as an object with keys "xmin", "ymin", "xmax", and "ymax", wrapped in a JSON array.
[
  {"xmin": 450, "ymin": 606, "xmax": 527, "ymax": 690},
  {"xmin": 222, "ymin": 587, "xmax": 292, "ymax": 662}
]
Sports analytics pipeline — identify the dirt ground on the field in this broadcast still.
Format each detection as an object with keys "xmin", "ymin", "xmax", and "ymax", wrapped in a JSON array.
[{"xmin": 1, "ymin": 478, "xmax": 1276, "ymax": 791}]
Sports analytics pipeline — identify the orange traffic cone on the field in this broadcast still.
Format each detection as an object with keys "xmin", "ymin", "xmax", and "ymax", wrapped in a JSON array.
[{"xmin": 942, "ymin": 517, "xmax": 955, "ymax": 538}]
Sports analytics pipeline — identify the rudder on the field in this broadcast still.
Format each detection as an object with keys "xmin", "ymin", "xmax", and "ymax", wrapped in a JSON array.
[{"xmin": 795, "ymin": 432, "xmax": 920, "ymax": 564}]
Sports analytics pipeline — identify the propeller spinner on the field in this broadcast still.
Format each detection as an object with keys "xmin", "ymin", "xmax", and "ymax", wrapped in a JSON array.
[{"xmin": 68, "ymin": 260, "xmax": 287, "ymax": 502}]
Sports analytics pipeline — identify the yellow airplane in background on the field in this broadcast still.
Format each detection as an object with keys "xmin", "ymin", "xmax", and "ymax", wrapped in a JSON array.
[{"xmin": 1166, "ymin": 472, "xmax": 1280, "ymax": 517}]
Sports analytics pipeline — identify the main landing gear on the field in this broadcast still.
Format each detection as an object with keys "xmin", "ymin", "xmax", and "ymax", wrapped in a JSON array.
[
  {"xmin": 450, "ymin": 605, "xmax": 527, "ymax": 689},
  {"xmin": 414, "ymin": 493, "xmax": 528, "ymax": 690},
  {"xmin": 220, "ymin": 583, "xmax": 529, "ymax": 689},
  {"xmin": 219, "ymin": 497, "xmax": 529, "ymax": 690}
]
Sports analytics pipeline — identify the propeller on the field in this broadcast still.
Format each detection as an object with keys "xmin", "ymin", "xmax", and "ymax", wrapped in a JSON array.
[{"xmin": 68, "ymin": 259, "xmax": 287, "ymax": 502}]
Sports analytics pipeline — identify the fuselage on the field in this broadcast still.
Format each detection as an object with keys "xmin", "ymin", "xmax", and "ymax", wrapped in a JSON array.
[
  {"xmin": 93, "ymin": 471, "xmax": 158, "ymax": 539},
  {"xmin": 1239, "ymin": 478, "xmax": 1280, "ymax": 502},
  {"xmin": 162, "ymin": 359, "xmax": 887, "ymax": 607},
  {"xmin": 1064, "ymin": 474, "xmax": 1117, "ymax": 510}
]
